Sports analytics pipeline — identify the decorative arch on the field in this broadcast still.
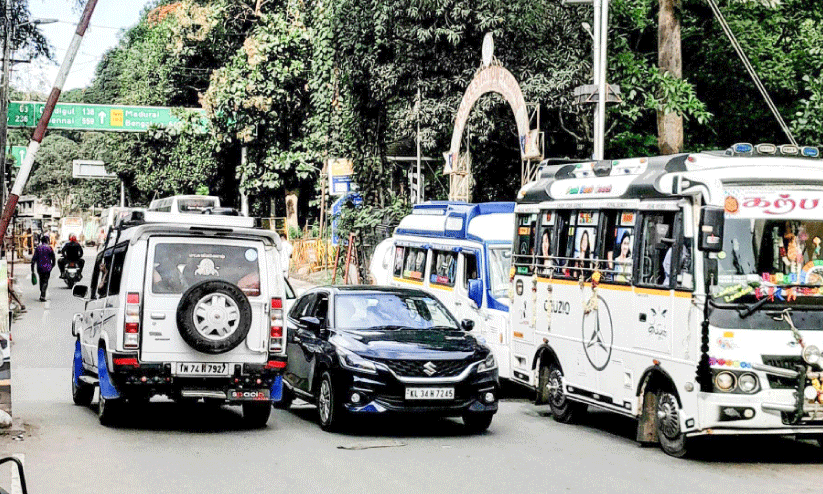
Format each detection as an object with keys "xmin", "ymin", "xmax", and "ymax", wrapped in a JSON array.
[{"xmin": 444, "ymin": 64, "xmax": 539, "ymax": 175}]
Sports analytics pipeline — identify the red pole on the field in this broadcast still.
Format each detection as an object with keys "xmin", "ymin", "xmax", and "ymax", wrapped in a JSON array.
[{"xmin": 0, "ymin": 0, "xmax": 99, "ymax": 240}]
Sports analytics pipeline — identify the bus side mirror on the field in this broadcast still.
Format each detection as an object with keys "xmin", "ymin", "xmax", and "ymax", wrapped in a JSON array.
[
  {"xmin": 698, "ymin": 206, "xmax": 725, "ymax": 253},
  {"xmin": 468, "ymin": 279, "xmax": 483, "ymax": 309}
]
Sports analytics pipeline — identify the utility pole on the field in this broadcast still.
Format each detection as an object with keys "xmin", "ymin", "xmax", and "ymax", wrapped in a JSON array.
[
  {"xmin": 1, "ymin": 4, "xmax": 12, "ymax": 210},
  {"xmin": 657, "ymin": 0, "xmax": 683, "ymax": 154},
  {"xmin": 240, "ymin": 146, "xmax": 249, "ymax": 216}
]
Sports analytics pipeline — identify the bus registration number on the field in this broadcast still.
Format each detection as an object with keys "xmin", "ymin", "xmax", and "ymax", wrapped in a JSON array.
[{"xmin": 405, "ymin": 387, "xmax": 454, "ymax": 400}]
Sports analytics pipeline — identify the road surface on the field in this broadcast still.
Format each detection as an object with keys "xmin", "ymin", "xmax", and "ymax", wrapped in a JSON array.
[{"xmin": 2, "ymin": 254, "xmax": 822, "ymax": 494}]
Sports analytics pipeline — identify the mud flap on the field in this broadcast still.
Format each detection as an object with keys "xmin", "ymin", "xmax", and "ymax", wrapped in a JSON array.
[
  {"xmin": 73, "ymin": 340, "xmax": 84, "ymax": 387},
  {"xmin": 269, "ymin": 376, "xmax": 283, "ymax": 402},
  {"xmin": 636, "ymin": 391, "xmax": 659, "ymax": 444},
  {"xmin": 97, "ymin": 348, "xmax": 120, "ymax": 400}
]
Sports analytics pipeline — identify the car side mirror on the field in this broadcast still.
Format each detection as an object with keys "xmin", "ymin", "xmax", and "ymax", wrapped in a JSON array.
[
  {"xmin": 468, "ymin": 279, "xmax": 483, "ymax": 309},
  {"xmin": 461, "ymin": 319, "xmax": 475, "ymax": 332},
  {"xmin": 72, "ymin": 285, "xmax": 88, "ymax": 299},
  {"xmin": 698, "ymin": 206, "xmax": 725, "ymax": 252},
  {"xmin": 299, "ymin": 316, "xmax": 322, "ymax": 333}
]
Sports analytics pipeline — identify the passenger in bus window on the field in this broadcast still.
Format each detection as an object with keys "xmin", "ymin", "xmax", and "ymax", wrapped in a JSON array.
[
  {"xmin": 572, "ymin": 228, "xmax": 594, "ymax": 279},
  {"xmin": 394, "ymin": 247, "xmax": 404, "ymax": 276},
  {"xmin": 608, "ymin": 230, "xmax": 633, "ymax": 282},
  {"xmin": 538, "ymin": 228, "xmax": 553, "ymax": 275}
]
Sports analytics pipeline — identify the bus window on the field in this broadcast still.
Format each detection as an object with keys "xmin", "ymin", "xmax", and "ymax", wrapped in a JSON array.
[
  {"xmin": 556, "ymin": 211, "xmax": 599, "ymax": 280},
  {"xmin": 393, "ymin": 246, "xmax": 405, "ymax": 278},
  {"xmin": 431, "ymin": 250, "xmax": 457, "ymax": 287},
  {"xmin": 536, "ymin": 211, "xmax": 554, "ymax": 276},
  {"xmin": 402, "ymin": 247, "xmax": 427, "ymax": 282},
  {"xmin": 462, "ymin": 252, "xmax": 478, "ymax": 289},
  {"xmin": 514, "ymin": 213, "xmax": 538, "ymax": 274},
  {"xmin": 553, "ymin": 211, "xmax": 574, "ymax": 278},
  {"xmin": 603, "ymin": 211, "xmax": 635, "ymax": 284},
  {"xmin": 637, "ymin": 212, "xmax": 679, "ymax": 287}
]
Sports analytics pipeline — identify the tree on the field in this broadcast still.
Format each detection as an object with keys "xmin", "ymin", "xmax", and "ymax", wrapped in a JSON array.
[{"xmin": 27, "ymin": 134, "xmax": 80, "ymax": 214}]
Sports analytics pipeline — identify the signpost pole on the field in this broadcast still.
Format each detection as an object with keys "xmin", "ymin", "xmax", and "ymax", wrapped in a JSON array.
[
  {"xmin": 0, "ymin": 0, "xmax": 99, "ymax": 241},
  {"xmin": 0, "ymin": 5, "xmax": 12, "ymax": 211}
]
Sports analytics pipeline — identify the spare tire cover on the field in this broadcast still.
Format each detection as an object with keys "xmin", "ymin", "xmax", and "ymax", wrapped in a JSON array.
[{"xmin": 176, "ymin": 280, "xmax": 253, "ymax": 355}]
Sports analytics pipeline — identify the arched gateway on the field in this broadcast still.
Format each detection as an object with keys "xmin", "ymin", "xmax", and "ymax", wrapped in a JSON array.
[{"xmin": 444, "ymin": 35, "xmax": 542, "ymax": 201}]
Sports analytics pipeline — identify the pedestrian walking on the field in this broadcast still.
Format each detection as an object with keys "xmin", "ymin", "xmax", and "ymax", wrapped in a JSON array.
[
  {"xmin": 31, "ymin": 235, "xmax": 56, "ymax": 302},
  {"xmin": 279, "ymin": 233, "xmax": 293, "ymax": 279}
]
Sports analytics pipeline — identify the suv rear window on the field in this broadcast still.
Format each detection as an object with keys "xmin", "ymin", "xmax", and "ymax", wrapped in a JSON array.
[{"xmin": 152, "ymin": 243, "xmax": 261, "ymax": 296}]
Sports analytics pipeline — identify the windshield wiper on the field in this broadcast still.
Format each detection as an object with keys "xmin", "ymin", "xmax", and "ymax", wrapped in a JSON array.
[
  {"xmin": 737, "ymin": 296, "xmax": 771, "ymax": 319},
  {"xmin": 362, "ymin": 325, "xmax": 415, "ymax": 331}
]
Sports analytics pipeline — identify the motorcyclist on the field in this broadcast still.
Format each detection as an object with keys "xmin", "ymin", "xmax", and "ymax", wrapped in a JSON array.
[{"xmin": 58, "ymin": 234, "xmax": 85, "ymax": 279}]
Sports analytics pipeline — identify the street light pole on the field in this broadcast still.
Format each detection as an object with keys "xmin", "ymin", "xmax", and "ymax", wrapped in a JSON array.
[
  {"xmin": 595, "ymin": 0, "xmax": 609, "ymax": 161},
  {"xmin": 0, "ymin": 6, "xmax": 13, "ymax": 210}
]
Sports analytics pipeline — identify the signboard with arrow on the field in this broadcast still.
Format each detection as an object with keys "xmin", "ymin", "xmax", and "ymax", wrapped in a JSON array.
[{"xmin": 6, "ymin": 101, "xmax": 206, "ymax": 132}]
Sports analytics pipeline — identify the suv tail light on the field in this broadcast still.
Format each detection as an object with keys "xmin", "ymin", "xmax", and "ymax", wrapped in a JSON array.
[
  {"xmin": 270, "ymin": 298, "xmax": 284, "ymax": 352},
  {"xmin": 124, "ymin": 292, "xmax": 141, "ymax": 349}
]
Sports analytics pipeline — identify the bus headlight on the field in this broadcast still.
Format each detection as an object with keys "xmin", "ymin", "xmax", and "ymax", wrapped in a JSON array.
[
  {"xmin": 714, "ymin": 371, "xmax": 736, "ymax": 392},
  {"xmin": 802, "ymin": 345, "xmax": 821, "ymax": 365},
  {"xmin": 738, "ymin": 373, "xmax": 759, "ymax": 393}
]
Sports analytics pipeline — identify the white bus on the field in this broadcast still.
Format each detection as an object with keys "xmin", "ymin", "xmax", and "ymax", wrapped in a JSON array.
[
  {"xmin": 511, "ymin": 143, "xmax": 823, "ymax": 457},
  {"xmin": 148, "ymin": 195, "xmax": 221, "ymax": 214}
]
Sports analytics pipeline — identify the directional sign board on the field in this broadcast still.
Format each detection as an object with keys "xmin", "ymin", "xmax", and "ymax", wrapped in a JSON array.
[
  {"xmin": 7, "ymin": 101, "xmax": 207, "ymax": 132},
  {"xmin": 73, "ymin": 160, "xmax": 116, "ymax": 179},
  {"xmin": 3, "ymin": 146, "xmax": 27, "ymax": 167}
]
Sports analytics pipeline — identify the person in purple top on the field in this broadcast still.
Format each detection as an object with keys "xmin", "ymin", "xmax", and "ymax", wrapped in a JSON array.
[{"xmin": 31, "ymin": 235, "xmax": 56, "ymax": 302}]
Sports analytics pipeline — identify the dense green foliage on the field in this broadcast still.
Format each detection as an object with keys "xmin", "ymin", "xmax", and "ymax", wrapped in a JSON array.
[{"xmin": 10, "ymin": 0, "xmax": 823, "ymax": 222}]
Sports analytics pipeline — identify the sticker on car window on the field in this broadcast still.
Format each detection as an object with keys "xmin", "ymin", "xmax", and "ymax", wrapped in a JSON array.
[
  {"xmin": 194, "ymin": 258, "xmax": 220, "ymax": 276},
  {"xmin": 245, "ymin": 249, "xmax": 258, "ymax": 262}
]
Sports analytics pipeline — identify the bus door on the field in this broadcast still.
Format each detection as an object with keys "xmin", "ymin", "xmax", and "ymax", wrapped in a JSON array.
[
  {"xmin": 454, "ymin": 249, "xmax": 483, "ymax": 331},
  {"xmin": 633, "ymin": 208, "xmax": 683, "ymax": 359},
  {"xmin": 510, "ymin": 211, "xmax": 538, "ymax": 383}
]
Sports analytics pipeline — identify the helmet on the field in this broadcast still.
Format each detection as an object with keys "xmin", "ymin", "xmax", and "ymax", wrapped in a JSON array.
[{"xmin": 69, "ymin": 234, "xmax": 77, "ymax": 242}]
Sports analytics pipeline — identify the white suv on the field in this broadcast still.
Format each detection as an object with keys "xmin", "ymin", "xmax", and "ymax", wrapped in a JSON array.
[{"xmin": 71, "ymin": 211, "xmax": 291, "ymax": 427}]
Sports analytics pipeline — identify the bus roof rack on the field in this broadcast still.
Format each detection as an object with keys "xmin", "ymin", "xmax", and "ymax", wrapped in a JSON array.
[{"xmin": 116, "ymin": 210, "xmax": 255, "ymax": 229}]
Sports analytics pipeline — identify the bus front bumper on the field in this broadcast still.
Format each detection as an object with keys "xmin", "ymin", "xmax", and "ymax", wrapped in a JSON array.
[{"xmin": 692, "ymin": 391, "xmax": 823, "ymax": 436}]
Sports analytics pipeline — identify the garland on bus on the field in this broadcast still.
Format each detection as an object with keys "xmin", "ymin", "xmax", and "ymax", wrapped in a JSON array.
[{"xmin": 582, "ymin": 270, "xmax": 601, "ymax": 314}]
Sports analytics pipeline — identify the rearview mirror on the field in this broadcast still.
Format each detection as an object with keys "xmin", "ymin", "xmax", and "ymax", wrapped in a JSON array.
[
  {"xmin": 461, "ymin": 319, "xmax": 475, "ymax": 332},
  {"xmin": 468, "ymin": 279, "xmax": 483, "ymax": 309},
  {"xmin": 72, "ymin": 285, "xmax": 88, "ymax": 299},
  {"xmin": 698, "ymin": 206, "xmax": 725, "ymax": 252},
  {"xmin": 299, "ymin": 316, "xmax": 322, "ymax": 332}
]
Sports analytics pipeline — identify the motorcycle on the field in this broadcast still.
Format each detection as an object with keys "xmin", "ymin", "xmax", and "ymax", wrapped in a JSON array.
[{"xmin": 63, "ymin": 260, "xmax": 82, "ymax": 289}]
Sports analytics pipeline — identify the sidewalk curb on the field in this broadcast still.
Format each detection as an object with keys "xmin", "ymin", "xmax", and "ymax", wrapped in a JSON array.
[{"xmin": 0, "ymin": 418, "xmax": 26, "ymax": 437}]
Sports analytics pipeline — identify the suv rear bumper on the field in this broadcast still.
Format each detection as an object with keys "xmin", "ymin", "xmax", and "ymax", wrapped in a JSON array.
[{"xmin": 108, "ymin": 353, "xmax": 286, "ymax": 402}]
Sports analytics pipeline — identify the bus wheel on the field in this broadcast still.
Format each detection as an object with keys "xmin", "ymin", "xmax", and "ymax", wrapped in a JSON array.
[
  {"xmin": 547, "ymin": 364, "xmax": 586, "ymax": 424},
  {"xmin": 655, "ymin": 390, "xmax": 688, "ymax": 458}
]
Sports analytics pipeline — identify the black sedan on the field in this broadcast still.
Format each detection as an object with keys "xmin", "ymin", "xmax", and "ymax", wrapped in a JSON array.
[{"xmin": 276, "ymin": 286, "xmax": 499, "ymax": 433}]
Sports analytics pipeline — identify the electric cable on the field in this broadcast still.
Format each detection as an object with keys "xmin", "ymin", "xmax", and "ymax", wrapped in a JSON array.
[{"xmin": 705, "ymin": 0, "xmax": 797, "ymax": 146}]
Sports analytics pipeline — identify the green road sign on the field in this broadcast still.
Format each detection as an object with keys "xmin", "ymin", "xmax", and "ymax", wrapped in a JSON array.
[
  {"xmin": 7, "ymin": 101, "xmax": 207, "ymax": 132},
  {"xmin": 3, "ymin": 146, "xmax": 27, "ymax": 167}
]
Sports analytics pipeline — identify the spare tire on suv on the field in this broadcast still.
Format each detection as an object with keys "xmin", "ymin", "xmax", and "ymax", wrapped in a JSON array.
[{"xmin": 176, "ymin": 280, "xmax": 252, "ymax": 354}]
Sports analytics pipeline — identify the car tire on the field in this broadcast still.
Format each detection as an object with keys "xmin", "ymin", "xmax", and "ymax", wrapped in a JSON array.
[
  {"xmin": 655, "ymin": 389, "xmax": 689, "ymax": 458},
  {"xmin": 98, "ymin": 393, "xmax": 121, "ymax": 426},
  {"xmin": 272, "ymin": 382, "xmax": 294, "ymax": 410},
  {"xmin": 317, "ymin": 371, "xmax": 345, "ymax": 432},
  {"xmin": 547, "ymin": 364, "xmax": 586, "ymax": 424},
  {"xmin": 176, "ymin": 280, "xmax": 252, "ymax": 355},
  {"xmin": 462, "ymin": 412, "xmax": 494, "ymax": 433},
  {"xmin": 72, "ymin": 342, "xmax": 94, "ymax": 407},
  {"xmin": 242, "ymin": 402, "xmax": 272, "ymax": 428}
]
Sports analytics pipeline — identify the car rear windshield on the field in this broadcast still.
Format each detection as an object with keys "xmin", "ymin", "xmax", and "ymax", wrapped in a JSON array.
[
  {"xmin": 152, "ymin": 243, "xmax": 261, "ymax": 296},
  {"xmin": 334, "ymin": 293, "xmax": 458, "ymax": 330}
]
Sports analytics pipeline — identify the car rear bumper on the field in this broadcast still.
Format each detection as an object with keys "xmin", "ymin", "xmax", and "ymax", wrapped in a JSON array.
[{"xmin": 108, "ymin": 353, "xmax": 285, "ymax": 402}]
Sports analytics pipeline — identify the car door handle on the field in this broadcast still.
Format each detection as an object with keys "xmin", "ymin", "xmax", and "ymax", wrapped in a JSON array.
[{"xmin": 150, "ymin": 313, "xmax": 166, "ymax": 320}]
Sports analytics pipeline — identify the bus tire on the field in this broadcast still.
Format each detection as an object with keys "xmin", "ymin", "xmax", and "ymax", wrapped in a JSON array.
[
  {"xmin": 547, "ymin": 364, "xmax": 586, "ymax": 424},
  {"xmin": 655, "ymin": 389, "xmax": 688, "ymax": 458}
]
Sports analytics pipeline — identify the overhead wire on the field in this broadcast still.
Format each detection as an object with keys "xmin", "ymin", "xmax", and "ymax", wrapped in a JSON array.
[{"xmin": 704, "ymin": 0, "xmax": 797, "ymax": 146}]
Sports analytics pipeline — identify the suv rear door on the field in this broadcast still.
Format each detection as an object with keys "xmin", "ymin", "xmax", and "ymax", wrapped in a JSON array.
[{"xmin": 141, "ymin": 237, "xmax": 270, "ymax": 363}]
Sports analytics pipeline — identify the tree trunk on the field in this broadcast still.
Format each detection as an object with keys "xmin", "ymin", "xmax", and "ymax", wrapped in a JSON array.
[{"xmin": 657, "ymin": 0, "xmax": 683, "ymax": 155}]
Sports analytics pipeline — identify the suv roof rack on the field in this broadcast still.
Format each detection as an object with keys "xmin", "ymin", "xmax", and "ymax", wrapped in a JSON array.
[{"xmin": 116, "ymin": 210, "xmax": 255, "ymax": 229}]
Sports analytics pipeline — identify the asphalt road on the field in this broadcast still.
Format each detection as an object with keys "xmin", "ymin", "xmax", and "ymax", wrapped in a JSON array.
[{"xmin": 2, "ymin": 253, "xmax": 823, "ymax": 494}]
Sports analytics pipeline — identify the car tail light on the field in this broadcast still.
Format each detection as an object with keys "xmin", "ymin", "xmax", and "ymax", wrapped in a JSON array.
[
  {"xmin": 265, "ymin": 360, "xmax": 286, "ymax": 369},
  {"xmin": 270, "ymin": 298, "xmax": 284, "ymax": 352},
  {"xmin": 124, "ymin": 292, "xmax": 141, "ymax": 349},
  {"xmin": 113, "ymin": 357, "xmax": 139, "ymax": 367}
]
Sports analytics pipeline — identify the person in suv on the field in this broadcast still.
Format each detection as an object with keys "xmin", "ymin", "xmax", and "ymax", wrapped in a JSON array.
[{"xmin": 70, "ymin": 211, "xmax": 290, "ymax": 427}]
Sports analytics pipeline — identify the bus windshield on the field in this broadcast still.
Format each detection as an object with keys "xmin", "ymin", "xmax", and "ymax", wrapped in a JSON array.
[
  {"xmin": 715, "ymin": 218, "xmax": 823, "ymax": 302},
  {"xmin": 488, "ymin": 247, "xmax": 512, "ymax": 302}
]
